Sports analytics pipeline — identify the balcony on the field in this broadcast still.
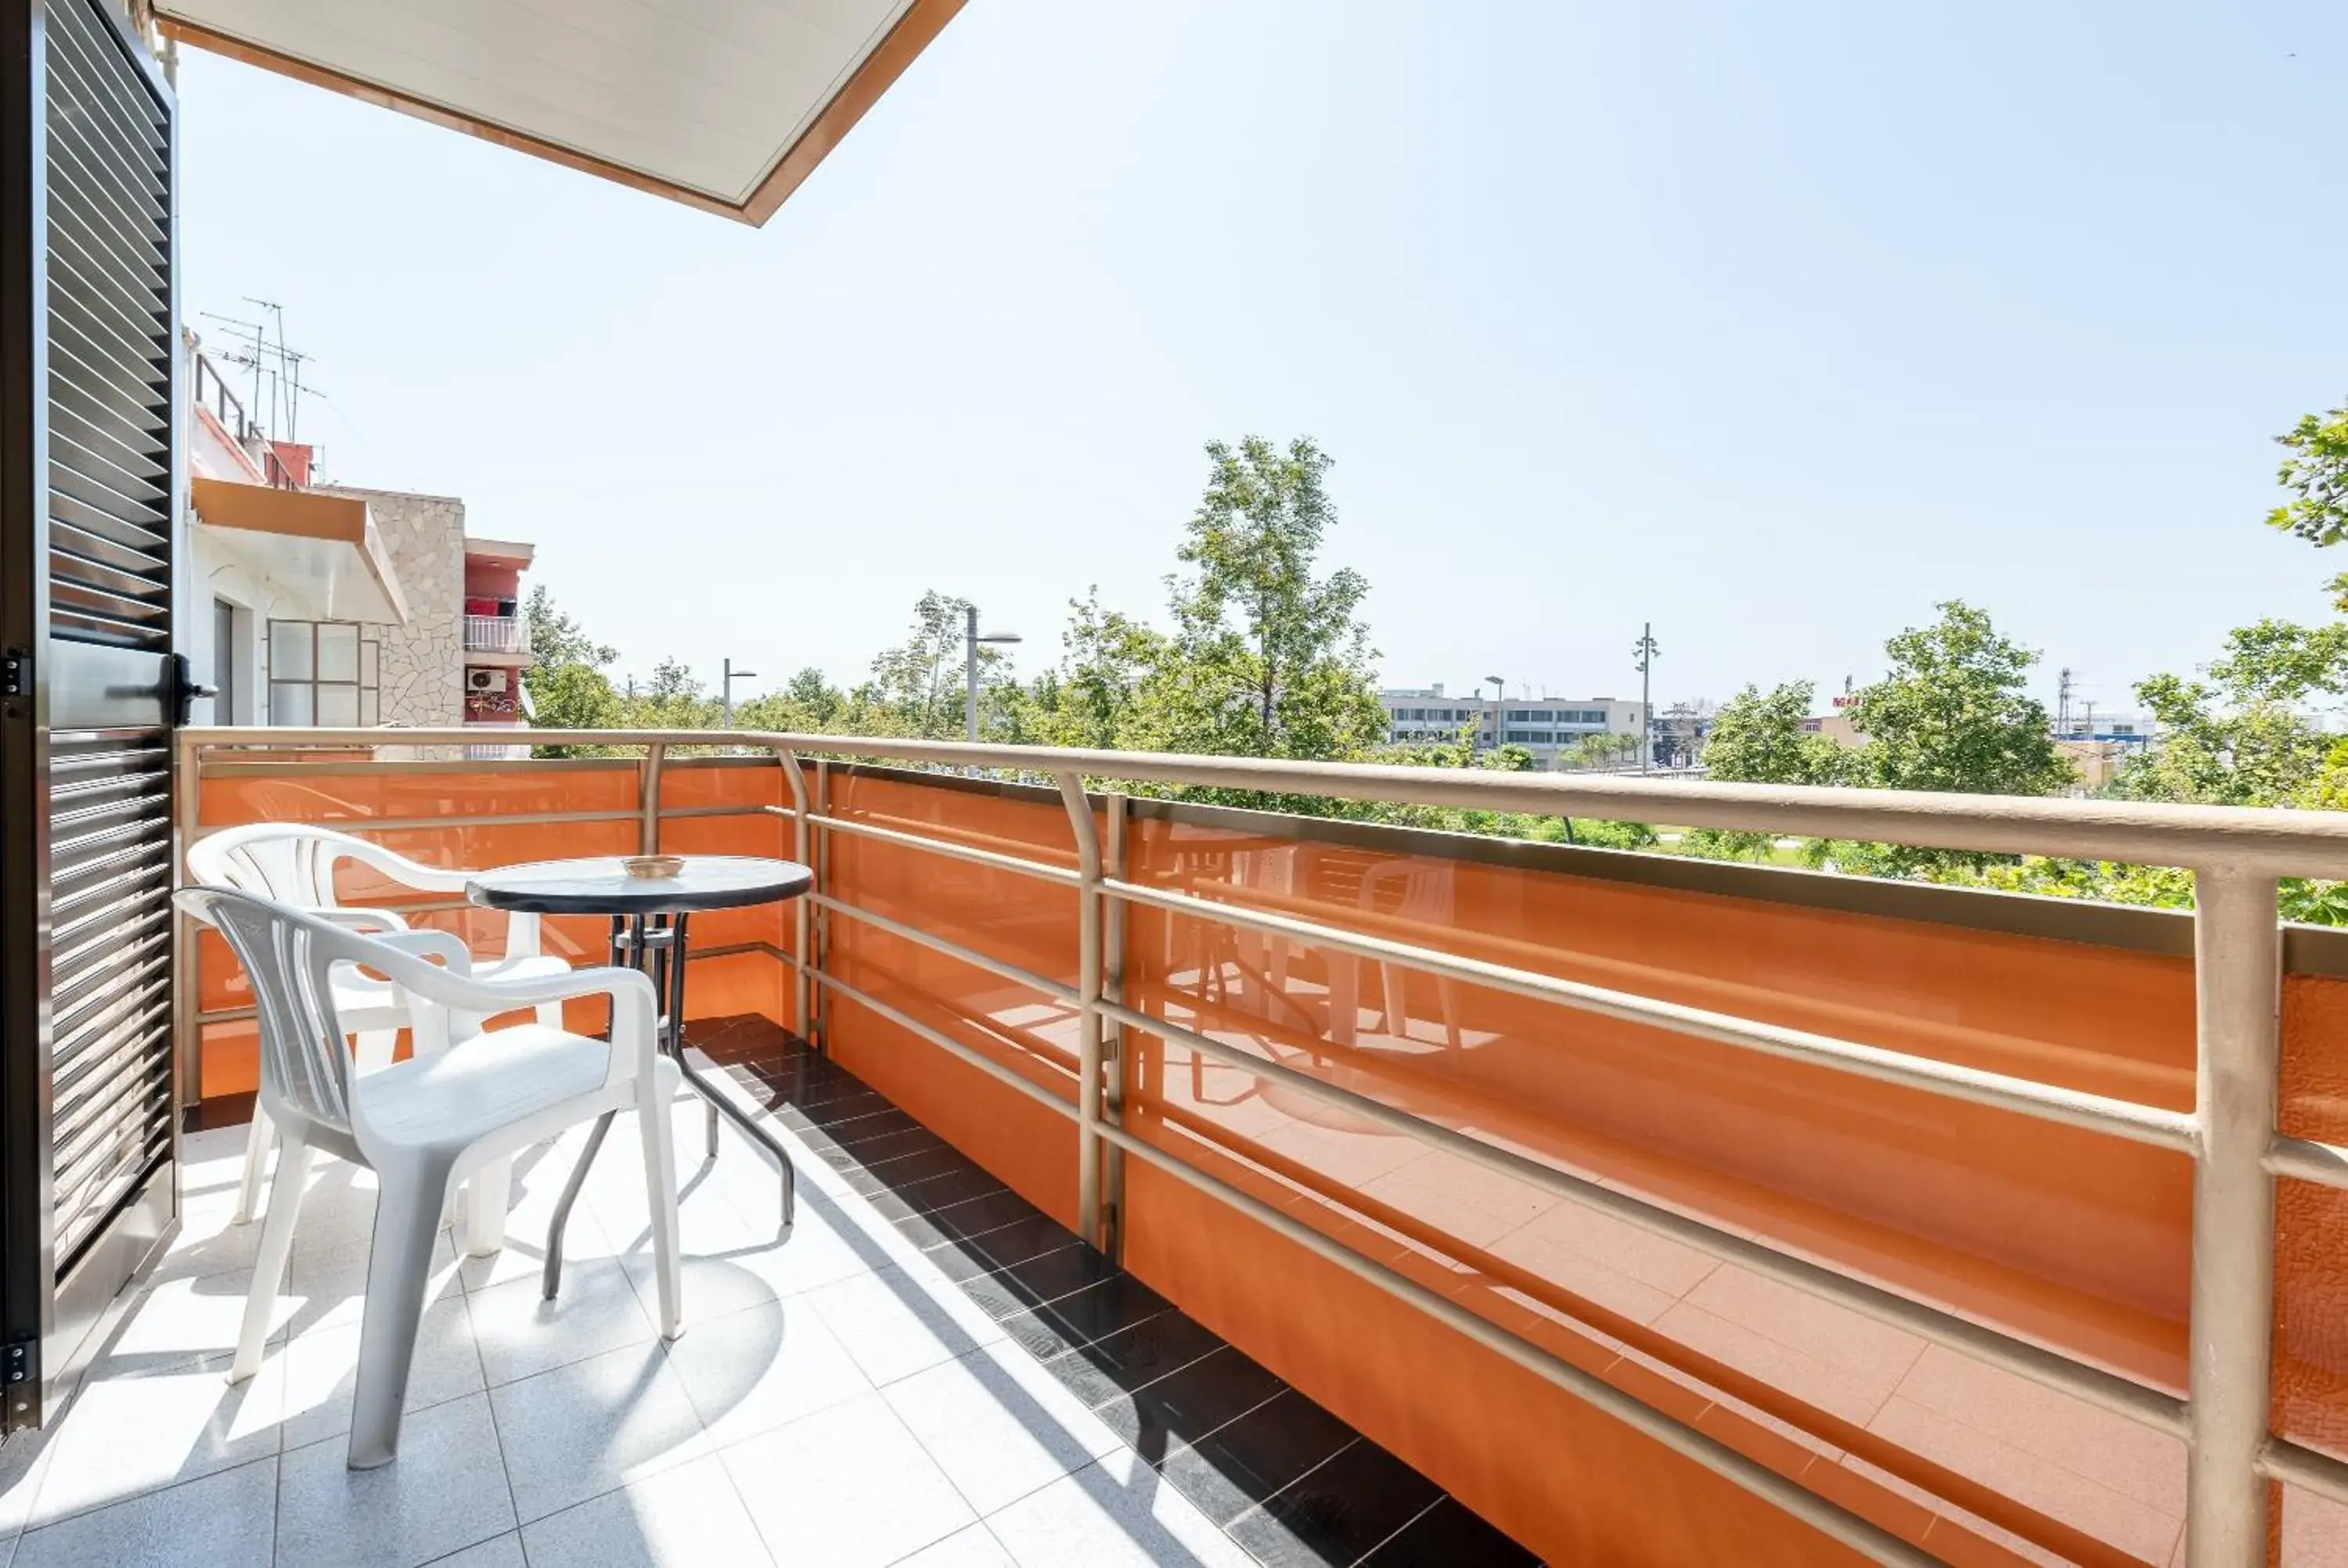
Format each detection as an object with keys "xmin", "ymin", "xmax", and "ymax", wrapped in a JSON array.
[
  {"xmin": 27, "ymin": 726, "xmax": 2348, "ymax": 1566},
  {"xmin": 464, "ymin": 615, "xmax": 531, "ymax": 659}
]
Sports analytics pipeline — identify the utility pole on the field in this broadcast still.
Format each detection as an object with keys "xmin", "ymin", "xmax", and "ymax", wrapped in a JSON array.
[
  {"xmin": 720, "ymin": 657, "xmax": 758, "ymax": 728},
  {"xmin": 2058, "ymin": 667, "xmax": 2073, "ymax": 738},
  {"xmin": 964, "ymin": 606, "xmax": 1021, "ymax": 743},
  {"xmin": 1631, "ymin": 624, "xmax": 1659, "ymax": 775}
]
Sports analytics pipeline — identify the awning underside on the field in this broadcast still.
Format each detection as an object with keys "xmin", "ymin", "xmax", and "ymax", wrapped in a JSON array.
[{"xmin": 153, "ymin": 0, "xmax": 962, "ymax": 225}]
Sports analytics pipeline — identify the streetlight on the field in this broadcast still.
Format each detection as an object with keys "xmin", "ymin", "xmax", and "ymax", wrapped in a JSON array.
[
  {"xmin": 965, "ymin": 606, "xmax": 1021, "ymax": 743},
  {"xmin": 1484, "ymin": 674, "xmax": 1504, "ymax": 750},
  {"xmin": 720, "ymin": 656, "xmax": 758, "ymax": 729},
  {"xmin": 1630, "ymin": 624, "xmax": 1659, "ymax": 775}
]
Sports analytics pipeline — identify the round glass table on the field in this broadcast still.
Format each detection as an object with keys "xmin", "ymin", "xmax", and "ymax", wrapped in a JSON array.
[{"xmin": 467, "ymin": 854, "xmax": 814, "ymax": 1297}]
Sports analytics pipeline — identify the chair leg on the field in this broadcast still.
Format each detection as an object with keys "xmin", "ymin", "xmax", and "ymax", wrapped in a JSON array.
[
  {"xmin": 231, "ymin": 1131, "xmax": 310, "ymax": 1384},
  {"xmin": 463, "ymin": 1157, "xmax": 511, "ymax": 1257},
  {"xmin": 348, "ymin": 1161, "xmax": 452, "ymax": 1469},
  {"xmin": 232, "ymin": 1106, "xmax": 274, "ymax": 1226},
  {"xmin": 638, "ymin": 1082, "xmax": 684, "ymax": 1341}
]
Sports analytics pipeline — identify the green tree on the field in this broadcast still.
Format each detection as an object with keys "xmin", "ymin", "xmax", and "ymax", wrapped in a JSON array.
[
  {"xmin": 2264, "ymin": 401, "xmax": 2348, "ymax": 548},
  {"xmin": 2112, "ymin": 620, "xmax": 2348, "ymax": 807},
  {"xmin": 1682, "ymin": 681, "xmax": 1847, "ymax": 859},
  {"xmin": 1155, "ymin": 437, "xmax": 1388, "ymax": 764},
  {"xmin": 783, "ymin": 667, "xmax": 841, "ymax": 725},
  {"xmin": 1845, "ymin": 602, "xmax": 2070, "ymax": 797},
  {"xmin": 521, "ymin": 587, "xmax": 624, "ymax": 757}
]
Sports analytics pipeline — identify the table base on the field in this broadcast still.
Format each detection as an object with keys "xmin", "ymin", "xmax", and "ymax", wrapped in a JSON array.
[{"xmin": 542, "ymin": 912, "xmax": 799, "ymax": 1300}]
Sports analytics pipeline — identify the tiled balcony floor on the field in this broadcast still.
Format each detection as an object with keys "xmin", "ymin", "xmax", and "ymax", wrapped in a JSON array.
[{"xmin": 0, "ymin": 1021, "xmax": 1536, "ymax": 1568}]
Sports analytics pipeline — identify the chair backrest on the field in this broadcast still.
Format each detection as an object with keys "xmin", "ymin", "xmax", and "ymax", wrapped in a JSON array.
[
  {"xmin": 176, "ymin": 885, "xmax": 383, "ymax": 1138},
  {"xmin": 186, "ymin": 821, "xmax": 375, "ymax": 908}
]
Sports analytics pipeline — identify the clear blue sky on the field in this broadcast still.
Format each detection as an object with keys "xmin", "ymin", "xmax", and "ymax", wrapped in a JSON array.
[{"xmin": 178, "ymin": 1, "xmax": 2348, "ymax": 717}]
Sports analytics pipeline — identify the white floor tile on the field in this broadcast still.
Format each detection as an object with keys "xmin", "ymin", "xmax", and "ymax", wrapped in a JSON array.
[
  {"xmin": 517, "ymin": 1453, "xmax": 772, "ymax": 1567},
  {"xmin": 278, "ymin": 1293, "xmax": 486, "ymax": 1451},
  {"xmin": 883, "ymin": 1343, "xmax": 1125, "ymax": 1516},
  {"xmin": 718, "ymin": 1394, "xmax": 974, "ymax": 1568},
  {"xmin": 487, "ymin": 1340, "xmax": 708, "ymax": 1525},
  {"xmin": 96, "ymin": 1268, "xmax": 293, "ymax": 1374},
  {"xmin": 892, "ymin": 1523, "xmax": 1017, "ymax": 1567},
  {"xmin": 465, "ymin": 1259, "xmax": 654, "ymax": 1388},
  {"xmin": 11, "ymin": 1455, "xmax": 275, "ymax": 1568},
  {"xmin": 275, "ymin": 1394, "xmax": 517, "ymax": 1568},
  {"xmin": 419, "ymin": 1533, "xmax": 524, "ymax": 1568},
  {"xmin": 801, "ymin": 1265, "xmax": 1007, "ymax": 1388},
  {"xmin": 985, "ymin": 1448, "xmax": 1255, "ymax": 1568},
  {"xmin": 661, "ymin": 1299, "xmax": 870, "ymax": 1449},
  {"xmin": 26, "ymin": 1351, "xmax": 281, "ymax": 1528}
]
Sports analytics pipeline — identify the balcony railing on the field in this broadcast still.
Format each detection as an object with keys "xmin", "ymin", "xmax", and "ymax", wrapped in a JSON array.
[
  {"xmin": 463, "ymin": 614, "xmax": 529, "ymax": 655},
  {"xmin": 171, "ymin": 725, "xmax": 2348, "ymax": 1566}
]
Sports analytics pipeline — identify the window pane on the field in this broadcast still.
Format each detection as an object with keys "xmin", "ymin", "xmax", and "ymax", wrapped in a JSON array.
[
  {"xmin": 269, "ymin": 622, "xmax": 312, "ymax": 681},
  {"xmin": 360, "ymin": 688, "xmax": 379, "ymax": 726},
  {"xmin": 361, "ymin": 638, "xmax": 379, "ymax": 687},
  {"xmin": 270, "ymin": 682, "xmax": 312, "ymax": 725},
  {"xmin": 317, "ymin": 623, "xmax": 358, "ymax": 683},
  {"xmin": 317, "ymin": 684, "xmax": 359, "ymax": 726}
]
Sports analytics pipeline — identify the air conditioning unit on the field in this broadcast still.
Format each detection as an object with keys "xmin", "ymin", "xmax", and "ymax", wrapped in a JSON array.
[{"xmin": 466, "ymin": 669, "xmax": 508, "ymax": 693}]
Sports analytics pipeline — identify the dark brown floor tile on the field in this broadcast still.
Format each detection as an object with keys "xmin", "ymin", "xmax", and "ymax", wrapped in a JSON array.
[
  {"xmin": 1230, "ymin": 1439, "xmax": 1444, "ymax": 1566},
  {"xmin": 1359, "ymin": 1496, "xmax": 1541, "ymax": 1566},
  {"xmin": 1161, "ymin": 1391, "xmax": 1359, "ymax": 1526}
]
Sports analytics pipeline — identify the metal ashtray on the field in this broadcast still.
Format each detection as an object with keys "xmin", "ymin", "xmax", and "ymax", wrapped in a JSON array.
[{"xmin": 621, "ymin": 854, "xmax": 685, "ymax": 879}]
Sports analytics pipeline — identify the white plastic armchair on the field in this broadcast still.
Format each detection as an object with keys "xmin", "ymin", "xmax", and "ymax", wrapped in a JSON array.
[
  {"xmin": 176, "ymin": 886, "xmax": 682, "ymax": 1470},
  {"xmin": 186, "ymin": 822, "xmax": 573, "ymax": 1226}
]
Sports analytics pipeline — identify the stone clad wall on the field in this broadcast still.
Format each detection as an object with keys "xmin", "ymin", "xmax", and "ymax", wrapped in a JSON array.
[{"xmin": 322, "ymin": 486, "xmax": 463, "ymax": 732}]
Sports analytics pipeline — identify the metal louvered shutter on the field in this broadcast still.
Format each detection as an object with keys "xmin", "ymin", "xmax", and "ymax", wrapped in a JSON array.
[{"xmin": 40, "ymin": 0, "xmax": 176, "ymax": 1278}]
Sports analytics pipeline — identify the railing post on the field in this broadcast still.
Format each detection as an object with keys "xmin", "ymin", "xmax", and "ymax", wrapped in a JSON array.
[
  {"xmin": 813, "ymin": 757, "xmax": 831, "ymax": 1053},
  {"xmin": 776, "ymin": 746, "xmax": 812, "ymax": 1041},
  {"xmin": 639, "ymin": 742, "xmax": 666, "ymax": 855},
  {"xmin": 1057, "ymin": 771, "xmax": 1107, "ymax": 1250},
  {"xmin": 1102, "ymin": 793, "xmax": 1128, "ymax": 1262},
  {"xmin": 2186, "ymin": 865, "xmax": 2281, "ymax": 1568}
]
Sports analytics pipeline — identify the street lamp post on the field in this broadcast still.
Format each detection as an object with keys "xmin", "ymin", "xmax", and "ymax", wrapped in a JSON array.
[
  {"xmin": 1484, "ymin": 674, "xmax": 1504, "ymax": 750},
  {"xmin": 720, "ymin": 656, "xmax": 758, "ymax": 729},
  {"xmin": 965, "ymin": 606, "xmax": 1021, "ymax": 743},
  {"xmin": 1631, "ymin": 624, "xmax": 1659, "ymax": 775}
]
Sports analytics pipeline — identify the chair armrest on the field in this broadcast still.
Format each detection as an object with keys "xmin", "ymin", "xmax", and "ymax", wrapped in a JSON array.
[
  {"xmin": 365, "ymin": 929, "xmax": 474, "ymax": 974},
  {"xmin": 326, "ymin": 836, "xmax": 475, "ymax": 896},
  {"xmin": 394, "ymin": 961, "xmax": 660, "ymax": 1082},
  {"xmin": 310, "ymin": 906, "xmax": 412, "ymax": 936}
]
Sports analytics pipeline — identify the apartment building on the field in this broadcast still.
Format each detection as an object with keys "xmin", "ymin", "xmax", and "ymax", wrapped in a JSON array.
[
  {"xmin": 182, "ymin": 341, "xmax": 536, "ymax": 752},
  {"xmin": 1380, "ymin": 685, "xmax": 1647, "ymax": 767}
]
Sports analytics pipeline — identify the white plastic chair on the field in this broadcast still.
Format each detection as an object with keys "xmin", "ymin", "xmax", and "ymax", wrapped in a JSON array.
[
  {"xmin": 176, "ymin": 885, "xmax": 683, "ymax": 1469},
  {"xmin": 1330, "ymin": 859, "xmax": 1463, "ymax": 1050},
  {"xmin": 187, "ymin": 822, "xmax": 571, "ymax": 1235}
]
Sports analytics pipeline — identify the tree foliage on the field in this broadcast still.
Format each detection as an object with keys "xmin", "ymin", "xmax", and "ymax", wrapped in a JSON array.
[
  {"xmin": 1683, "ymin": 680, "xmax": 1847, "ymax": 860},
  {"xmin": 2265, "ymin": 401, "xmax": 2348, "ymax": 548}
]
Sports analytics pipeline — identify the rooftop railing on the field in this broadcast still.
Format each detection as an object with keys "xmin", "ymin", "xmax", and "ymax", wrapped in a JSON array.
[{"xmin": 171, "ymin": 725, "xmax": 2348, "ymax": 1566}]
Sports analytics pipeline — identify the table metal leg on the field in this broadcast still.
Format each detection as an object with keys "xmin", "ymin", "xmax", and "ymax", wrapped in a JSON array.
[
  {"xmin": 546, "ymin": 908, "xmax": 800, "ymax": 1298},
  {"xmin": 542, "ymin": 1110, "xmax": 614, "ymax": 1301}
]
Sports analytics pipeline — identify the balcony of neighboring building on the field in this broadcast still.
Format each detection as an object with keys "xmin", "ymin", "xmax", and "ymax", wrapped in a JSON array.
[
  {"xmin": 464, "ymin": 539, "xmax": 538, "ymax": 668},
  {"xmin": 84, "ymin": 724, "xmax": 2348, "ymax": 1568}
]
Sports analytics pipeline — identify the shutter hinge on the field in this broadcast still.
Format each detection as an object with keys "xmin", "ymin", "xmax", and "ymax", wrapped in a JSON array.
[
  {"xmin": 0, "ymin": 649, "xmax": 25, "ymax": 698},
  {"xmin": 3, "ymin": 1336, "xmax": 35, "ymax": 1390}
]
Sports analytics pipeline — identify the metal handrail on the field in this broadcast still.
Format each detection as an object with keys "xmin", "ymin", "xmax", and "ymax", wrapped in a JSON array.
[{"xmin": 171, "ymin": 725, "xmax": 2348, "ymax": 1565}]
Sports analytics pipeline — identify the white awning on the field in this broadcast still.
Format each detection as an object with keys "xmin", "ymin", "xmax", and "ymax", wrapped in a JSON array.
[
  {"xmin": 190, "ymin": 477, "xmax": 410, "ymax": 626},
  {"xmin": 153, "ymin": 0, "xmax": 963, "ymax": 225}
]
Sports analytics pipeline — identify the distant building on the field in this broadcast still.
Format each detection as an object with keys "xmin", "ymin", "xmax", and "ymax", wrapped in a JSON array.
[
  {"xmin": 182, "ymin": 338, "xmax": 538, "ymax": 757},
  {"xmin": 1379, "ymin": 686, "xmax": 1647, "ymax": 768}
]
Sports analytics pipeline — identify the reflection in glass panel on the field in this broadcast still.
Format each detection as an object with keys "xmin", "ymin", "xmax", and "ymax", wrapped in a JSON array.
[
  {"xmin": 317, "ymin": 684, "xmax": 359, "ymax": 726},
  {"xmin": 317, "ymin": 622, "xmax": 358, "ymax": 682},
  {"xmin": 269, "ymin": 682, "xmax": 312, "ymax": 725},
  {"xmin": 269, "ymin": 621, "xmax": 312, "ymax": 681}
]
